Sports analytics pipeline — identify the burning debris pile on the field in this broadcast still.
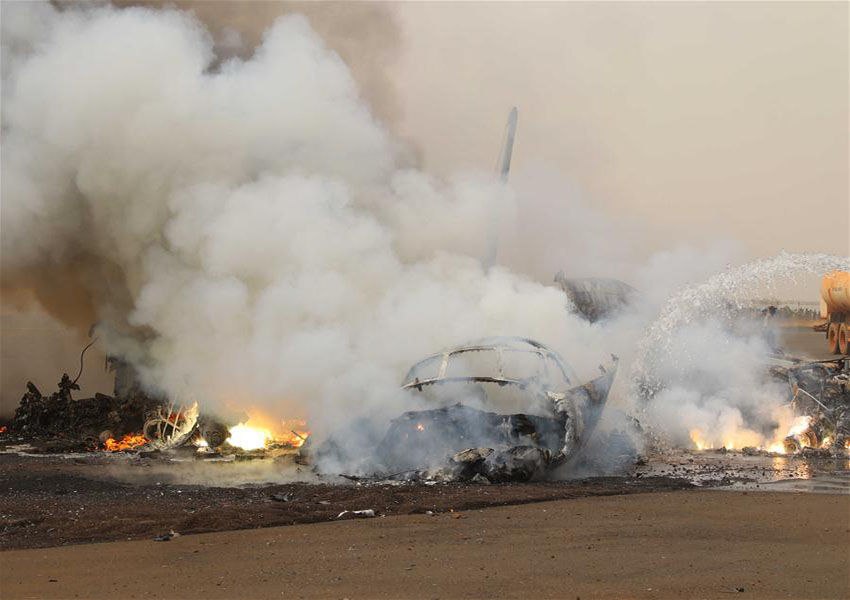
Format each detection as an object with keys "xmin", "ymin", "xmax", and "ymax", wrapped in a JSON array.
[
  {"xmin": 10, "ymin": 373, "xmax": 161, "ymax": 452},
  {"xmin": 684, "ymin": 356, "xmax": 850, "ymax": 457},
  {"xmin": 4, "ymin": 357, "xmax": 308, "ymax": 456}
]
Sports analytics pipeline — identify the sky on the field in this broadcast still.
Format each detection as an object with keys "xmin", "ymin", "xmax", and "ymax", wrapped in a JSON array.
[{"xmin": 391, "ymin": 2, "xmax": 848, "ymax": 262}]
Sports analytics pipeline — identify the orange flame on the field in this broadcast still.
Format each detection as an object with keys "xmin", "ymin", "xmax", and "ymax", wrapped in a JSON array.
[
  {"xmin": 104, "ymin": 434, "xmax": 148, "ymax": 452},
  {"xmin": 271, "ymin": 418, "xmax": 309, "ymax": 447},
  {"xmin": 225, "ymin": 415, "xmax": 310, "ymax": 450},
  {"xmin": 689, "ymin": 413, "xmax": 845, "ymax": 455},
  {"xmin": 280, "ymin": 428, "xmax": 310, "ymax": 448}
]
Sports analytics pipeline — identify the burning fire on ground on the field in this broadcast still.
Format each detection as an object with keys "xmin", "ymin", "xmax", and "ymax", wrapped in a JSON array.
[
  {"xmin": 689, "ymin": 415, "xmax": 850, "ymax": 455},
  {"xmin": 222, "ymin": 414, "xmax": 309, "ymax": 451},
  {"xmin": 104, "ymin": 434, "xmax": 148, "ymax": 452},
  {"xmin": 100, "ymin": 407, "xmax": 309, "ymax": 453}
]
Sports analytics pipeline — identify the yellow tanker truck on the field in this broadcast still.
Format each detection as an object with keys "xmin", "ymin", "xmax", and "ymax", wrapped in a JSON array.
[{"xmin": 821, "ymin": 271, "xmax": 850, "ymax": 354}]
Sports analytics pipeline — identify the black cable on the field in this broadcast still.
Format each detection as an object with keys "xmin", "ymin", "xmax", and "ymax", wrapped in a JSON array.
[{"xmin": 72, "ymin": 337, "xmax": 99, "ymax": 385}]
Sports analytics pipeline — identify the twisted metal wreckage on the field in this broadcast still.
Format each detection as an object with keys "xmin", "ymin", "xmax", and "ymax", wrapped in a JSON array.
[
  {"xmin": 8, "ymin": 338, "xmax": 849, "ymax": 479},
  {"xmin": 8, "ymin": 336, "xmax": 621, "ymax": 482}
]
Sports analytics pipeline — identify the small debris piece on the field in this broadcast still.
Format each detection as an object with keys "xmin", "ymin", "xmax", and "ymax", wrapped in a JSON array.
[
  {"xmin": 271, "ymin": 493, "xmax": 293, "ymax": 502},
  {"xmin": 336, "ymin": 509, "xmax": 376, "ymax": 519},
  {"xmin": 800, "ymin": 446, "xmax": 831, "ymax": 459}
]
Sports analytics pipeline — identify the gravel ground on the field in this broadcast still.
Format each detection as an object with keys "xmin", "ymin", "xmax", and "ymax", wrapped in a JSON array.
[{"xmin": 0, "ymin": 453, "xmax": 698, "ymax": 550}]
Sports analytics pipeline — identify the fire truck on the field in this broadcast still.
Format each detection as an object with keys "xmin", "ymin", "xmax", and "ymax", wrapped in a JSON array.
[{"xmin": 821, "ymin": 271, "xmax": 850, "ymax": 354}]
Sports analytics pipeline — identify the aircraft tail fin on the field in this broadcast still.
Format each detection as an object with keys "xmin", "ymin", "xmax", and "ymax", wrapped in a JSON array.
[{"xmin": 483, "ymin": 107, "xmax": 518, "ymax": 271}]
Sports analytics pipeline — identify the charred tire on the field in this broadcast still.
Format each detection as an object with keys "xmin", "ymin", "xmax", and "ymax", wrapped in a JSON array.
[
  {"xmin": 839, "ymin": 323, "xmax": 849, "ymax": 355},
  {"xmin": 828, "ymin": 323, "xmax": 841, "ymax": 354}
]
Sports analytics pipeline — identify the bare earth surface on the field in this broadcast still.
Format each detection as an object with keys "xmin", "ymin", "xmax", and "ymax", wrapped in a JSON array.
[
  {"xmin": 3, "ymin": 490, "xmax": 848, "ymax": 600},
  {"xmin": 776, "ymin": 325, "xmax": 834, "ymax": 360},
  {"xmin": 0, "ymin": 453, "xmax": 693, "ymax": 550}
]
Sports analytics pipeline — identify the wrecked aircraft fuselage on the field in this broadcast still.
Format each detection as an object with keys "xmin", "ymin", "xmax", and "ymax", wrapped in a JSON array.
[
  {"xmin": 376, "ymin": 403, "xmax": 566, "ymax": 476},
  {"xmin": 306, "ymin": 337, "xmax": 618, "ymax": 481}
]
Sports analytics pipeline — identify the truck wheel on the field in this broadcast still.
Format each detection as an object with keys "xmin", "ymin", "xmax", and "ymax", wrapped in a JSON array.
[
  {"xmin": 828, "ymin": 323, "xmax": 841, "ymax": 354},
  {"xmin": 839, "ymin": 324, "xmax": 849, "ymax": 355}
]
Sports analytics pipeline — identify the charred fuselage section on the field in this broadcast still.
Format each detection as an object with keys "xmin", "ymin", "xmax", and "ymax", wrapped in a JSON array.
[
  {"xmin": 377, "ymin": 404, "xmax": 565, "ymax": 474},
  {"xmin": 306, "ymin": 337, "xmax": 618, "ymax": 481}
]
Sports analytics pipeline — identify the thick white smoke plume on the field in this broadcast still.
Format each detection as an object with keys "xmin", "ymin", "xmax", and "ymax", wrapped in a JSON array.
[
  {"xmin": 2, "ymin": 3, "xmax": 846, "ymax": 466},
  {"xmin": 1, "ymin": 4, "xmax": 604, "ymax": 438}
]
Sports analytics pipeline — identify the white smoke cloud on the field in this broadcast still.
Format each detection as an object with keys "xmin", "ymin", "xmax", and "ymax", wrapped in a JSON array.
[
  {"xmin": 642, "ymin": 320, "xmax": 785, "ymax": 448},
  {"xmin": 0, "ymin": 4, "xmax": 598, "ymax": 440}
]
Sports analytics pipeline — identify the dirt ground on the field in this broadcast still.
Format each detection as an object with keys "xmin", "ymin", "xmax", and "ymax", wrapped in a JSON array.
[
  {"xmin": 3, "ymin": 490, "xmax": 848, "ymax": 600},
  {"xmin": 776, "ymin": 325, "xmax": 834, "ymax": 360},
  {"xmin": 0, "ymin": 453, "xmax": 694, "ymax": 550}
]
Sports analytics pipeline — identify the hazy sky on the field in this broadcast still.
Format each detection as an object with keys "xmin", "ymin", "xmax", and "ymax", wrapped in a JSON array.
[{"xmin": 391, "ymin": 2, "xmax": 848, "ymax": 261}]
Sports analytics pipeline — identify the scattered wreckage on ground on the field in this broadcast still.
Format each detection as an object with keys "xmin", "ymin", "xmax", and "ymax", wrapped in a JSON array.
[
  {"xmin": 5, "ymin": 335, "xmax": 847, "ymax": 483},
  {"xmin": 4, "ymin": 336, "xmax": 626, "ymax": 483}
]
